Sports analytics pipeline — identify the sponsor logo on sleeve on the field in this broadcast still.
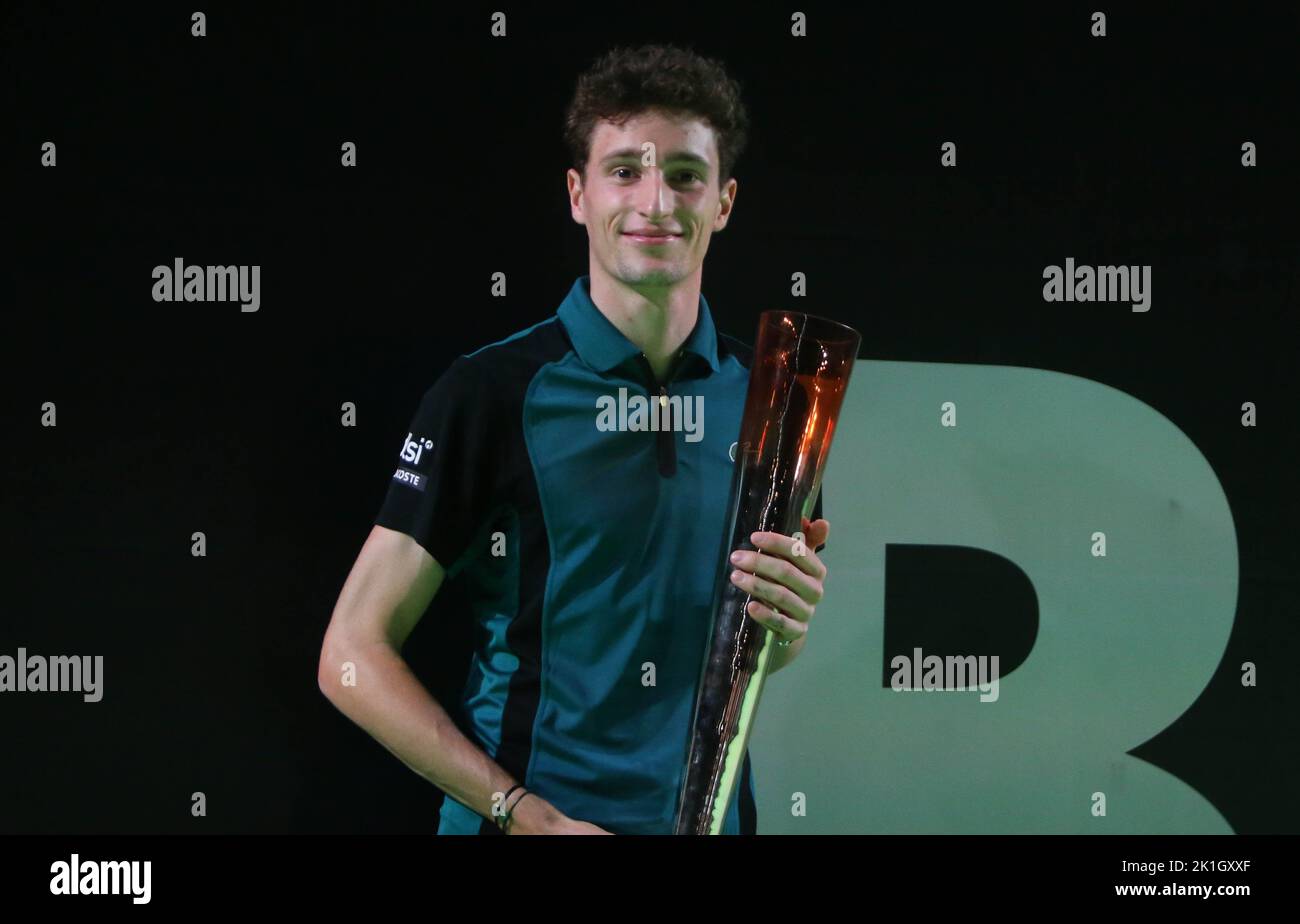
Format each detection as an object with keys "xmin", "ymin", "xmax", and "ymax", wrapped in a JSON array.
[
  {"xmin": 400, "ymin": 432, "xmax": 433, "ymax": 465},
  {"xmin": 392, "ymin": 432, "xmax": 434, "ymax": 491}
]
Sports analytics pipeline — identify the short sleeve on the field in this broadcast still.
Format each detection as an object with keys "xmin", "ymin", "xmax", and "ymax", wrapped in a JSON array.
[{"xmin": 374, "ymin": 357, "xmax": 506, "ymax": 572}]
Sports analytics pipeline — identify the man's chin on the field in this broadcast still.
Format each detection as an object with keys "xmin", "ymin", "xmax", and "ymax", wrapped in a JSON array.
[{"xmin": 615, "ymin": 263, "xmax": 688, "ymax": 289}]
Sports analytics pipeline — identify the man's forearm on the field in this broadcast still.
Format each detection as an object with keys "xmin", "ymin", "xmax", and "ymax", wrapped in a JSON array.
[{"xmin": 318, "ymin": 637, "xmax": 553, "ymax": 830}]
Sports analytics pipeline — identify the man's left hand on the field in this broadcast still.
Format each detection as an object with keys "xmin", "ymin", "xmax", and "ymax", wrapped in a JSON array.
[{"xmin": 728, "ymin": 516, "xmax": 830, "ymax": 646}]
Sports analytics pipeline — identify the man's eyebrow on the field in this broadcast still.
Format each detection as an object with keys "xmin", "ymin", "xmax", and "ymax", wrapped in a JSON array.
[{"xmin": 599, "ymin": 148, "xmax": 711, "ymax": 169}]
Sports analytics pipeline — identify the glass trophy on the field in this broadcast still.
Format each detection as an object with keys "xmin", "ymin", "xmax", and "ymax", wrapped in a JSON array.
[{"xmin": 673, "ymin": 310, "xmax": 861, "ymax": 835}]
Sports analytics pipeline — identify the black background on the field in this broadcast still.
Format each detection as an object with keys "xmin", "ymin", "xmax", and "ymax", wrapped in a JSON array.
[{"xmin": 4, "ymin": 3, "xmax": 1297, "ymax": 833}]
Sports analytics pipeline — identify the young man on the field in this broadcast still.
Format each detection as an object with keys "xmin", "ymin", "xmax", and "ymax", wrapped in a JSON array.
[{"xmin": 318, "ymin": 44, "xmax": 831, "ymax": 835}]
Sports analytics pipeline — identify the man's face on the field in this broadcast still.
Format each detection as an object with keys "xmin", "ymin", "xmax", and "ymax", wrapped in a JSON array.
[{"xmin": 567, "ymin": 109, "xmax": 737, "ymax": 290}]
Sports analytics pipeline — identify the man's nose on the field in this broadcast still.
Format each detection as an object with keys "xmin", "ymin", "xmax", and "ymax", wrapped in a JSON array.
[{"xmin": 636, "ymin": 166, "xmax": 672, "ymax": 218}]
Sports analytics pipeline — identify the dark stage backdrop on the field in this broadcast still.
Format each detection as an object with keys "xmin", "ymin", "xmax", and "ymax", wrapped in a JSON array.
[{"xmin": 4, "ymin": 3, "xmax": 1297, "ymax": 834}]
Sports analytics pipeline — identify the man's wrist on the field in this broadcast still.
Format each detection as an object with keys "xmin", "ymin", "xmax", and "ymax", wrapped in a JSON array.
[
  {"xmin": 505, "ymin": 791, "xmax": 561, "ymax": 834},
  {"xmin": 494, "ymin": 784, "xmax": 528, "ymax": 833}
]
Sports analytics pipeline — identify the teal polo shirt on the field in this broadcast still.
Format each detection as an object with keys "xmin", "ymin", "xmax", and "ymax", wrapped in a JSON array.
[{"xmin": 374, "ymin": 275, "xmax": 822, "ymax": 835}]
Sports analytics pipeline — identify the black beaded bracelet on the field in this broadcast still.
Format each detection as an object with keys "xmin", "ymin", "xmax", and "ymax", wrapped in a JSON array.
[
  {"xmin": 503, "ymin": 791, "xmax": 535, "ymax": 835},
  {"xmin": 496, "ymin": 784, "xmax": 525, "ymax": 832}
]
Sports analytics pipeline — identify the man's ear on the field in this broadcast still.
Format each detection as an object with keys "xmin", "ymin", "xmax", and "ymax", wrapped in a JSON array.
[
  {"xmin": 713, "ymin": 176, "xmax": 738, "ymax": 232},
  {"xmin": 567, "ymin": 167, "xmax": 586, "ymax": 224}
]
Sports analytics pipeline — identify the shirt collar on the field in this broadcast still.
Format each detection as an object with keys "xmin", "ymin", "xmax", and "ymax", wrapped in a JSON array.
[{"xmin": 557, "ymin": 275, "xmax": 721, "ymax": 377}]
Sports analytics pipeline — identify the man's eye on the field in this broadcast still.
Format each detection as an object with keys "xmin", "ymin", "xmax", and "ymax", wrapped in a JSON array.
[{"xmin": 612, "ymin": 167, "xmax": 700, "ymax": 182}]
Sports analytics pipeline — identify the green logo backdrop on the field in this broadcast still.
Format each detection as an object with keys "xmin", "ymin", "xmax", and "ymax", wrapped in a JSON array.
[{"xmin": 752, "ymin": 361, "xmax": 1238, "ymax": 833}]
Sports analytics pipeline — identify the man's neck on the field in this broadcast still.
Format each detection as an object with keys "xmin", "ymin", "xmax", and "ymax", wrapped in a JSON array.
[{"xmin": 588, "ymin": 265, "xmax": 701, "ymax": 382}]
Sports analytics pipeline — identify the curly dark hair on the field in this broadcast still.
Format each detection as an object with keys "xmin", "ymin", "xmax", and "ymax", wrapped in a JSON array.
[{"xmin": 563, "ymin": 43, "xmax": 750, "ymax": 189}]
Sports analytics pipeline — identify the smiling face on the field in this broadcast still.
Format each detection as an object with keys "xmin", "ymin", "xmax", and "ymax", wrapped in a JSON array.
[{"xmin": 567, "ymin": 108, "xmax": 737, "ymax": 291}]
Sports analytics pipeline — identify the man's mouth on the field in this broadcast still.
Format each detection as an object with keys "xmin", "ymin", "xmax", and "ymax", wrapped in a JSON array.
[{"xmin": 623, "ymin": 230, "xmax": 681, "ymax": 245}]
